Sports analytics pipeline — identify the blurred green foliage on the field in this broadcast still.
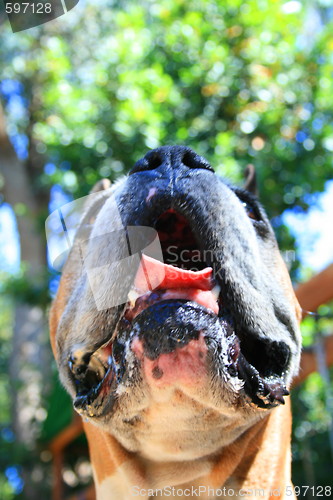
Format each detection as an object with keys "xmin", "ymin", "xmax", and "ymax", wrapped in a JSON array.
[
  {"xmin": 1, "ymin": 0, "xmax": 333, "ymax": 498},
  {"xmin": 0, "ymin": 294, "xmax": 23, "ymax": 500},
  {"xmin": 292, "ymin": 309, "xmax": 333, "ymax": 488},
  {"xmin": 2, "ymin": 0, "xmax": 333, "ymax": 216}
]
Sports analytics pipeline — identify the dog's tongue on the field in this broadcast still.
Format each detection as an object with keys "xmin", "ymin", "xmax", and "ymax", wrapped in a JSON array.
[
  {"xmin": 132, "ymin": 255, "xmax": 218, "ymax": 314},
  {"xmin": 136, "ymin": 254, "xmax": 214, "ymax": 290}
]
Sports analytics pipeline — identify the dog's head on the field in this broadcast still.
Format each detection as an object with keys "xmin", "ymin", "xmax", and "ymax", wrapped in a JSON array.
[{"xmin": 50, "ymin": 146, "xmax": 301, "ymax": 460}]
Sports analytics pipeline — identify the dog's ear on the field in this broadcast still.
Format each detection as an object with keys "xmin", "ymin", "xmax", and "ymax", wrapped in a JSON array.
[
  {"xmin": 49, "ymin": 178, "xmax": 112, "ymax": 359},
  {"xmin": 90, "ymin": 178, "xmax": 111, "ymax": 193},
  {"xmin": 78, "ymin": 178, "xmax": 112, "ymax": 222},
  {"xmin": 244, "ymin": 164, "xmax": 258, "ymax": 196}
]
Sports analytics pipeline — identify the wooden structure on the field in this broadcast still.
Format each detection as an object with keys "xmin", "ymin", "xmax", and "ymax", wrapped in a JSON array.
[
  {"xmin": 292, "ymin": 263, "xmax": 333, "ymax": 385},
  {"xmin": 48, "ymin": 264, "xmax": 333, "ymax": 500},
  {"xmin": 296, "ymin": 263, "xmax": 333, "ymax": 317}
]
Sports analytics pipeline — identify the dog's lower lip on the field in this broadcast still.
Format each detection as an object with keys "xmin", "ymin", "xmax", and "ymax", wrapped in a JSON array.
[
  {"xmin": 125, "ymin": 288, "xmax": 220, "ymax": 321},
  {"xmin": 71, "ymin": 308, "xmax": 289, "ymax": 412},
  {"xmin": 73, "ymin": 364, "xmax": 116, "ymax": 414},
  {"xmin": 237, "ymin": 354, "xmax": 289, "ymax": 408}
]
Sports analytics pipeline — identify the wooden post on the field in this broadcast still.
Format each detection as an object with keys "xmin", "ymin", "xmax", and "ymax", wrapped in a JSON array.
[
  {"xmin": 49, "ymin": 414, "xmax": 84, "ymax": 500},
  {"xmin": 52, "ymin": 449, "xmax": 64, "ymax": 500}
]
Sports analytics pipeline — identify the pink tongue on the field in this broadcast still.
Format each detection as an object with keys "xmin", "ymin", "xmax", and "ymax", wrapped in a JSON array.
[
  {"xmin": 132, "ymin": 255, "xmax": 219, "ymax": 314},
  {"xmin": 135, "ymin": 254, "xmax": 214, "ymax": 291}
]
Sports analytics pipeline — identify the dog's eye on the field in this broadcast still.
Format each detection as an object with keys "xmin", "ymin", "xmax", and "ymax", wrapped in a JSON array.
[{"xmin": 242, "ymin": 201, "xmax": 258, "ymax": 221}]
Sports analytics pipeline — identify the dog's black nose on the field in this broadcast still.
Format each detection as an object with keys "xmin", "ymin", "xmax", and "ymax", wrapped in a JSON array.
[{"xmin": 130, "ymin": 146, "xmax": 215, "ymax": 175}]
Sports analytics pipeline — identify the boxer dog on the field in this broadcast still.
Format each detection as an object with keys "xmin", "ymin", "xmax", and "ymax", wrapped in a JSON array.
[{"xmin": 50, "ymin": 146, "xmax": 302, "ymax": 499}]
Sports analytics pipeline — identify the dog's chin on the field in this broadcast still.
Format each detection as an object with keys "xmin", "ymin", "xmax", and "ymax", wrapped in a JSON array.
[
  {"xmin": 128, "ymin": 300, "xmax": 222, "ymax": 391},
  {"xmin": 71, "ymin": 297, "xmax": 290, "ymax": 419}
]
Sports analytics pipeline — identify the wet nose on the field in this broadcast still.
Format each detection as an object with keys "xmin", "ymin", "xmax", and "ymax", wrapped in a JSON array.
[{"xmin": 129, "ymin": 145, "xmax": 215, "ymax": 175}]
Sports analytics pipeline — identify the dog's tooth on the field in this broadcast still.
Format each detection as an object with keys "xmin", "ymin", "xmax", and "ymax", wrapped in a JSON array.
[
  {"xmin": 127, "ymin": 290, "xmax": 140, "ymax": 307},
  {"xmin": 88, "ymin": 355, "xmax": 106, "ymax": 380},
  {"xmin": 274, "ymin": 394, "xmax": 285, "ymax": 405},
  {"xmin": 211, "ymin": 284, "xmax": 221, "ymax": 300}
]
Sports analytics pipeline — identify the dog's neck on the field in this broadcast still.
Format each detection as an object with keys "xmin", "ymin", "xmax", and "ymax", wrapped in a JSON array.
[{"xmin": 84, "ymin": 399, "xmax": 294, "ymax": 500}]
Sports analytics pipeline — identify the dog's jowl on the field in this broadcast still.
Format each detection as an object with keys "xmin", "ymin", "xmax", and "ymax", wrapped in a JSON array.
[{"xmin": 50, "ymin": 146, "xmax": 302, "ymax": 499}]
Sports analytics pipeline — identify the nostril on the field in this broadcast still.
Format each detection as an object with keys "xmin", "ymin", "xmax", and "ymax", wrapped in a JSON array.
[
  {"xmin": 129, "ymin": 146, "xmax": 215, "ymax": 175},
  {"xmin": 182, "ymin": 151, "xmax": 198, "ymax": 169},
  {"xmin": 146, "ymin": 152, "xmax": 163, "ymax": 170},
  {"xmin": 130, "ymin": 151, "xmax": 163, "ymax": 174},
  {"xmin": 182, "ymin": 151, "xmax": 214, "ymax": 172}
]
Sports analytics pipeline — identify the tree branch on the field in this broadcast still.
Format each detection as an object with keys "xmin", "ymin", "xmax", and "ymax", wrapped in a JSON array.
[{"xmin": 0, "ymin": 99, "xmax": 46, "ymax": 272}]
